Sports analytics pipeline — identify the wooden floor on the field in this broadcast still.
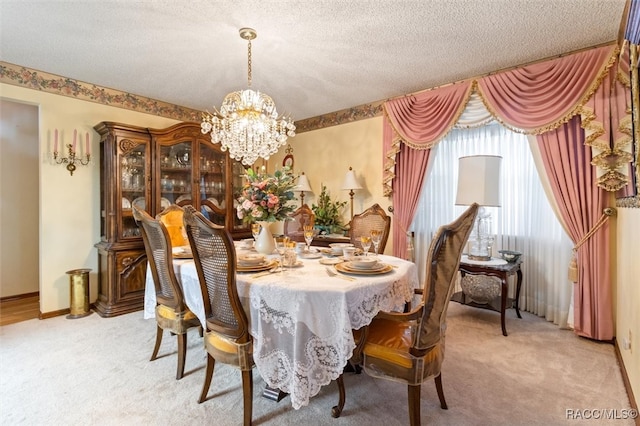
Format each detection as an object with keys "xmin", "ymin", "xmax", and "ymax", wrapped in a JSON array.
[{"xmin": 0, "ymin": 294, "xmax": 40, "ymax": 326}]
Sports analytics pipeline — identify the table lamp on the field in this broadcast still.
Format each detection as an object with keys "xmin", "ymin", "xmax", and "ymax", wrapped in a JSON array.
[
  {"xmin": 341, "ymin": 166, "xmax": 362, "ymax": 219},
  {"xmin": 295, "ymin": 172, "xmax": 313, "ymax": 206},
  {"xmin": 455, "ymin": 155, "xmax": 502, "ymax": 261}
]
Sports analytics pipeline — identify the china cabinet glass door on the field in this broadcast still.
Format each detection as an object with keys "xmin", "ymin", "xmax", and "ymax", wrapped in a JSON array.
[
  {"xmin": 198, "ymin": 142, "xmax": 226, "ymax": 226},
  {"xmin": 120, "ymin": 143, "xmax": 147, "ymax": 239},
  {"xmin": 158, "ymin": 141, "xmax": 192, "ymax": 210}
]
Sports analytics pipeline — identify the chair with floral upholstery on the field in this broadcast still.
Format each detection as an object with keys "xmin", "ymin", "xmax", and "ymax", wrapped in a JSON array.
[
  {"xmin": 183, "ymin": 205, "xmax": 255, "ymax": 426},
  {"xmin": 132, "ymin": 205, "xmax": 201, "ymax": 380}
]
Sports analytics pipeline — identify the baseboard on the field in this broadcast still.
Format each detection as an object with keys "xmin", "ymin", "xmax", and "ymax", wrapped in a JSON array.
[
  {"xmin": 614, "ymin": 339, "xmax": 639, "ymax": 426},
  {"xmin": 0, "ymin": 291, "xmax": 38, "ymax": 302},
  {"xmin": 40, "ymin": 308, "xmax": 69, "ymax": 319}
]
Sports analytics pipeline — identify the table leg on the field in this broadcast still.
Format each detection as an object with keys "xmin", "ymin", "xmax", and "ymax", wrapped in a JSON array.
[
  {"xmin": 500, "ymin": 276, "xmax": 508, "ymax": 336},
  {"xmin": 515, "ymin": 269, "xmax": 523, "ymax": 319},
  {"xmin": 262, "ymin": 386, "xmax": 287, "ymax": 402}
]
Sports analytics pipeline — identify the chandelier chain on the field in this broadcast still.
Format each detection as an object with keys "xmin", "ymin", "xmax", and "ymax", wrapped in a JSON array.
[{"xmin": 247, "ymin": 38, "xmax": 252, "ymax": 87}]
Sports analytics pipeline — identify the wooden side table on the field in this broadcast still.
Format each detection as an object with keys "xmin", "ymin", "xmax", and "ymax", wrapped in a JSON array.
[{"xmin": 453, "ymin": 255, "xmax": 523, "ymax": 336}]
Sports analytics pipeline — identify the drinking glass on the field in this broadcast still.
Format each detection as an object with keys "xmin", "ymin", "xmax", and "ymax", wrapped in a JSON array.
[
  {"xmin": 370, "ymin": 229, "xmax": 382, "ymax": 255},
  {"xmin": 275, "ymin": 236, "xmax": 289, "ymax": 272},
  {"xmin": 303, "ymin": 225, "xmax": 314, "ymax": 252},
  {"xmin": 360, "ymin": 235, "xmax": 372, "ymax": 256},
  {"xmin": 251, "ymin": 223, "xmax": 261, "ymax": 241}
]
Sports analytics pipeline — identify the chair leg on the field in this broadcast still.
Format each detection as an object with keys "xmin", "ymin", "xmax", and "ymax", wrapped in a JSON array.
[
  {"xmin": 176, "ymin": 333, "xmax": 187, "ymax": 380},
  {"xmin": 408, "ymin": 384, "xmax": 421, "ymax": 426},
  {"xmin": 434, "ymin": 373, "xmax": 448, "ymax": 409},
  {"xmin": 150, "ymin": 325, "xmax": 163, "ymax": 361},
  {"xmin": 241, "ymin": 369, "xmax": 253, "ymax": 426},
  {"xmin": 198, "ymin": 354, "xmax": 215, "ymax": 403},
  {"xmin": 331, "ymin": 374, "xmax": 346, "ymax": 418}
]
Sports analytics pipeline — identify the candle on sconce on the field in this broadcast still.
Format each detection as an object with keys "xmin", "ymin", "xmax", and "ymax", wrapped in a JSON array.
[
  {"xmin": 85, "ymin": 132, "xmax": 90, "ymax": 156},
  {"xmin": 73, "ymin": 129, "xmax": 77, "ymax": 152},
  {"xmin": 54, "ymin": 129, "xmax": 58, "ymax": 153}
]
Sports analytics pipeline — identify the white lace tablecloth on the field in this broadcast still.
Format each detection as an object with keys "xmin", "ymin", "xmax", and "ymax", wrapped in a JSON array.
[{"xmin": 145, "ymin": 254, "xmax": 418, "ymax": 410}]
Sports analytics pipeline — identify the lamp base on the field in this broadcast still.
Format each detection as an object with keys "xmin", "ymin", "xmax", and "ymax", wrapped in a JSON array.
[{"xmin": 466, "ymin": 254, "xmax": 492, "ymax": 261}]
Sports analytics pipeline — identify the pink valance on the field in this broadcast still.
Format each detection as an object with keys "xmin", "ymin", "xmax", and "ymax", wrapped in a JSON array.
[
  {"xmin": 476, "ymin": 45, "xmax": 617, "ymax": 134},
  {"xmin": 384, "ymin": 82, "xmax": 473, "ymax": 149}
]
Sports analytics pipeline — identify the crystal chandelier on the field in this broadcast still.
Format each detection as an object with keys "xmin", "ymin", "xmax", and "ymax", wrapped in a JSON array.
[{"xmin": 201, "ymin": 28, "xmax": 296, "ymax": 166}]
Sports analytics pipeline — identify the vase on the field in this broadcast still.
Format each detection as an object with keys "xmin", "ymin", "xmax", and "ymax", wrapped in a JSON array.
[{"xmin": 254, "ymin": 221, "xmax": 276, "ymax": 255}]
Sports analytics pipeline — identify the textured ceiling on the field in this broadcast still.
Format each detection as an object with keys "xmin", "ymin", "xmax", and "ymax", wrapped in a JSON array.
[{"xmin": 0, "ymin": 0, "xmax": 627, "ymax": 121}]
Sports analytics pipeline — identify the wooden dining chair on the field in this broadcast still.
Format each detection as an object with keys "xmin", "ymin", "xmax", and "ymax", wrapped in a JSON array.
[
  {"xmin": 132, "ymin": 205, "xmax": 201, "ymax": 380},
  {"xmin": 156, "ymin": 204, "xmax": 187, "ymax": 248},
  {"xmin": 182, "ymin": 205, "xmax": 255, "ymax": 426},
  {"xmin": 348, "ymin": 203, "xmax": 391, "ymax": 253},
  {"xmin": 284, "ymin": 203, "xmax": 315, "ymax": 242},
  {"xmin": 334, "ymin": 203, "xmax": 478, "ymax": 424}
]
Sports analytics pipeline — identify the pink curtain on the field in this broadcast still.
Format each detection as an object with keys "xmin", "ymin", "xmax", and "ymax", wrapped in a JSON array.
[
  {"xmin": 536, "ymin": 117, "xmax": 612, "ymax": 341},
  {"xmin": 391, "ymin": 140, "xmax": 432, "ymax": 260},
  {"xmin": 477, "ymin": 45, "xmax": 616, "ymax": 133},
  {"xmin": 383, "ymin": 45, "xmax": 618, "ymax": 339}
]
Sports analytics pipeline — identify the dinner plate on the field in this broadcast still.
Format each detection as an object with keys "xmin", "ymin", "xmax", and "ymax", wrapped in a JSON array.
[
  {"xmin": 335, "ymin": 262, "xmax": 393, "ymax": 275},
  {"xmin": 299, "ymin": 251, "xmax": 322, "ymax": 259},
  {"xmin": 343, "ymin": 261, "xmax": 387, "ymax": 272},
  {"xmin": 160, "ymin": 197, "xmax": 171, "ymax": 209},
  {"xmin": 238, "ymin": 253, "xmax": 266, "ymax": 266},
  {"xmin": 176, "ymin": 194, "xmax": 191, "ymax": 204},
  {"xmin": 237, "ymin": 259, "xmax": 279, "ymax": 273},
  {"xmin": 122, "ymin": 197, "xmax": 131, "ymax": 209},
  {"xmin": 319, "ymin": 257, "xmax": 343, "ymax": 265},
  {"xmin": 132, "ymin": 197, "xmax": 145, "ymax": 209}
]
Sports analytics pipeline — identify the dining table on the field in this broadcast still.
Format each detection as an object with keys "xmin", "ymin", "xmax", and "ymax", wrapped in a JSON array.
[{"xmin": 144, "ymin": 246, "xmax": 419, "ymax": 410}]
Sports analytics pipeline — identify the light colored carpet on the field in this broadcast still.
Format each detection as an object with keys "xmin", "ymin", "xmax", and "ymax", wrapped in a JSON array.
[{"xmin": 0, "ymin": 303, "xmax": 633, "ymax": 425}]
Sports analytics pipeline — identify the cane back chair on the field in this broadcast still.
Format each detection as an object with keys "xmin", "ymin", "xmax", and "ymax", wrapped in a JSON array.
[
  {"xmin": 132, "ymin": 205, "xmax": 201, "ymax": 380},
  {"xmin": 349, "ymin": 203, "xmax": 391, "ymax": 253},
  {"xmin": 332, "ymin": 204, "xmax": 478, "ymax": 426},
  {"xmin": 283, "ymin": 204, "xmax": 315, "ymax": 242},
  {"xmin": 182, "ymin": 205, "xmax": 255, "ymax": 426},
  {"xmin": 354, "ymin": 204, "xmax": 478, "ymax": 425}
]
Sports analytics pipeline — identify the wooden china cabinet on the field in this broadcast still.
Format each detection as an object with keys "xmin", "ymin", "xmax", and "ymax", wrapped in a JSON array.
[{"xmin": 93, "ymin": 121, "xmax": 249, "ymax": 317}]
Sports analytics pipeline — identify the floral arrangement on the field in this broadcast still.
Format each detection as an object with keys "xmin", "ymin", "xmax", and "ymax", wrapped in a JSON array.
[{"xmin": 236, "ymin": 167, "xmax": 296, "ymax": 224}]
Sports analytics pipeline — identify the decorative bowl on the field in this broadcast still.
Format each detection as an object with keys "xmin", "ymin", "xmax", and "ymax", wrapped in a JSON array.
[{"xmin": 498, "ymin": 250, "xmax": 522, "ymax": 263}]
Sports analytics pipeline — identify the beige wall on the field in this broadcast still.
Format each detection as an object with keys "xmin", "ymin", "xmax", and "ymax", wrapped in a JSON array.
[
  {"xmin": 269, "ymin": 117, "xmax": 394, "ymax": 255},
  {"xmin": 0, "ymin": 99, "xmax": 39, "ymax": 297},
  {"xmin": 0, "ymin": 83, "xmax": 180, "ymax": 314},
  {"xmin": 615, "ymin": 207, "xmax": 640, "ymax": 401}
]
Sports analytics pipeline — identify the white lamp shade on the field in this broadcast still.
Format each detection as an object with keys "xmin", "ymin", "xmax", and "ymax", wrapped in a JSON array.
[
  {"xmin": 296, "ymin": 173, "xmax": 312, "ymax": 192},
  {"xmin": 455, "ymin": 155, "xmax": 502, "ymax": 206},
  {"xmin": 341, "ymin": 167, "xmax": 362, "ymax": 190}
]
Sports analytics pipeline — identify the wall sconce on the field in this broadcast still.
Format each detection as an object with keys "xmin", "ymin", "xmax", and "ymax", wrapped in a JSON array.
[
  {"xmin": 52, "ymin": 129, "xmax": 91, "ymax": 176},
  {"xmin": 341, "ymin": 166, "xmax": 362, "ymax": 219},
  {"xmin": 295, "ymin": 172, "xmax": 313, "ymax": 206},
  {"xmin": 455, "ymin": 155, "xmax": 502, "ymax": 260}
]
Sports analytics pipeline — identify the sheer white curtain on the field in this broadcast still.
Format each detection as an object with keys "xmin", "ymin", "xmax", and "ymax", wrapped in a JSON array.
[{"xmin": 411, "ymin": 123, "xmax": 573, "ymax": 327}]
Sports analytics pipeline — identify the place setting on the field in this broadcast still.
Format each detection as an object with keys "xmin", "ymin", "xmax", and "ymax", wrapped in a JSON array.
[
  {"xmin": 237, "ymin": 253, "xmax": 279, "ymax": 273},
  {"xmin": 334, "ymin": 256, "xmax": 394, "ymax": 275}
]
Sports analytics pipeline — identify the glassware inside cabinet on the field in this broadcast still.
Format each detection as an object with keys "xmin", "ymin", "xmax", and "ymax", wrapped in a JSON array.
[
  {"xmin": 159, "ymin": 141, "xmax": 192, "ymax": 208},
  {"xmin": 120, "ymin": 144, "xmax": 146, "ymax": 239},
  {"xmin": 199, "ymin": 144, "xmax": 226, "ymax": 223}
]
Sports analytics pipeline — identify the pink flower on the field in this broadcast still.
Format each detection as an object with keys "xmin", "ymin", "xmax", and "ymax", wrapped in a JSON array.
[
  {"xmin": 267, "ymin": 194, "xmax": 279, "ymax": 208},
  {"xmin": 242, "ymin": 199, "xmax": 254, "ymax": 210}
]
